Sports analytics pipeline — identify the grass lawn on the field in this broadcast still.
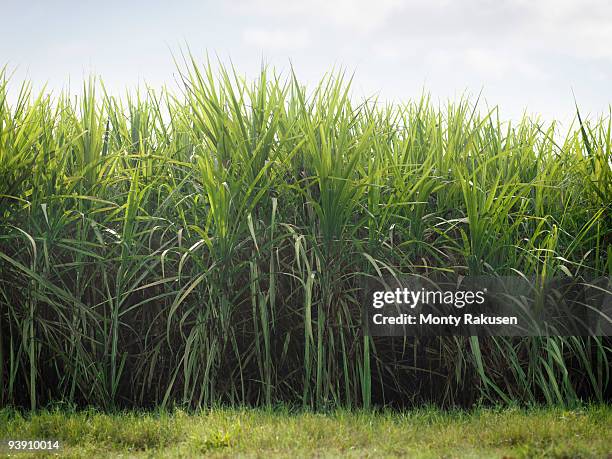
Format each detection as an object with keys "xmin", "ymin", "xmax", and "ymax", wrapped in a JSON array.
[{"xmin": 1, "ymin": 406, "xmax": 611, "ymax": 458}]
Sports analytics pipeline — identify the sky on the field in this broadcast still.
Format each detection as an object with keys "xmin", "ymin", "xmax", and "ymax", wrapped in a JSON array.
[{"xmin": 1, "ymin": 0, "xmax": 611, "ymax": 126}]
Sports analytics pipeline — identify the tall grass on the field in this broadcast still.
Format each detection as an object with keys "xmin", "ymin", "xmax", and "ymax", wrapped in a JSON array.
[{"xmin": 0, "ymin": 57, "xmax": 610, "ymax": 410}]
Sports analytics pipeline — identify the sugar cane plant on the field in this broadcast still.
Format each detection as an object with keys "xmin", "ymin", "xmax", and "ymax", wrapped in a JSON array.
[{"xmin": 0, "ymin": 56, "xmax": 610, "ymax": 410}]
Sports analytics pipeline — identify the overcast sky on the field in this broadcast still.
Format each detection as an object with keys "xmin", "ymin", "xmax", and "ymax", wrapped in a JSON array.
[{"xmin": 1, "ymin": 0, "xmax": 611, "ymax": 125}]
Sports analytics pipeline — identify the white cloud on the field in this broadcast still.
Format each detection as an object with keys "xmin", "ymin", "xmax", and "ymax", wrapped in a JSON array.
[
  {"xmin": 234, "ymin": 0, "xmax": 406, "ymax": 32},
  {"xmin": 242, "ymin": 27, "xmax": 311, "ymax": 50},
  {"xmin": 464, "ymin": 48, "xmax": 549, "ymax": 81}
]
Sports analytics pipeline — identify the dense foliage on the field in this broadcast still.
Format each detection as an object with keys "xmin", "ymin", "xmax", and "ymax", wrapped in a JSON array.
[{"xmin": 0, "ymin": 58, "xmax": 610, "ymax": 410}]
